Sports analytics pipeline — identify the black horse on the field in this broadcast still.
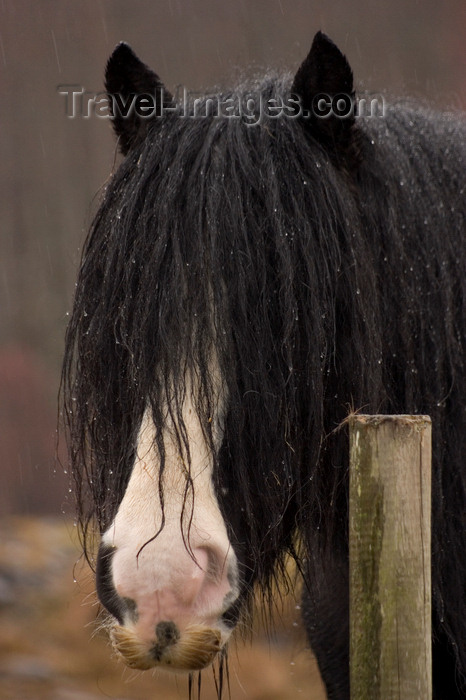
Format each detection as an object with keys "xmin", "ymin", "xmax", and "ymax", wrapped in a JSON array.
[{"xmin": 63, "ymin": 32, "xmax": 466, "ymax": 698}]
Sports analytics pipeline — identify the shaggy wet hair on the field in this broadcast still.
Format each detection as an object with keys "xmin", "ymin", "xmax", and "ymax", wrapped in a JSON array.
[{"xmin": 63, "ymin": 33, "xmax": 466, "ymax": 697}]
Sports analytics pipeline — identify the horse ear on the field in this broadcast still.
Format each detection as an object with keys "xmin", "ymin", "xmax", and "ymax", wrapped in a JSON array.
[
  {"xmin": 105, "ymin": 42, "xmax": 173, "ymax": 156},
  {"xmin": 292, "ymin": 32, "xmax": 358, "ymax": 164}
]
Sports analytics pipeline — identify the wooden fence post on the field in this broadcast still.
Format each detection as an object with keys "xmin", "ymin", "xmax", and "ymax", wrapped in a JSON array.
[{"xmin": 349, "ymin": 415, "xmax": 432, "ymax": 700}]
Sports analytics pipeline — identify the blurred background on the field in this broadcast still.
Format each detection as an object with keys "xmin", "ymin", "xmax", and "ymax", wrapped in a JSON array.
[{"xmin": 0, "ymin": 1, "xmax": 465, "ymax": 699}]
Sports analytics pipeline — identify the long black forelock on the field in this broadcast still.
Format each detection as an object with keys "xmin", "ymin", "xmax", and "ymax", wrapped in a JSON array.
[
  {"xmin": 62, "ymin": 73, "xmax": 466, "ymax": 606},
  {"xmin": 62, "ymin": 73, "xmax": 362, "ymax": 574}
]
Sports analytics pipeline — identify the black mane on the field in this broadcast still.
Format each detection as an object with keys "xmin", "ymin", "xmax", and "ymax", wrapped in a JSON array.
[{"xmin": 63, "ymin": 64, "xmax": 466, "ymax": 689}]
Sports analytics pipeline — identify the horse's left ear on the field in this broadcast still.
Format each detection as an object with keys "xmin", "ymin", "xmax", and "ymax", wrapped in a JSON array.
[
  {"xmin": 292, "ymin": 32, "xmax": 359, "ymax": 166},
  {"xmin": 105, "ymin": 42, "xmax": 174, "ymax": 156}
]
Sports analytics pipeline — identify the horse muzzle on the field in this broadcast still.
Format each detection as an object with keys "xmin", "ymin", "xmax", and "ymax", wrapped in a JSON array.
[
  {"xmin": 110, "ymin": 621, "xmax": 224, "ymax": 671},
  {"xmin": 96, "ymin": 538, "xmax": 239, "ymax": 672}
]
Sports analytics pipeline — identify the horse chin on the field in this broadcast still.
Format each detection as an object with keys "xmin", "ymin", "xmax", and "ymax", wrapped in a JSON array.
[{"xmin": 110, "ymin": 622, "xmax": 227, "ymax": 672}]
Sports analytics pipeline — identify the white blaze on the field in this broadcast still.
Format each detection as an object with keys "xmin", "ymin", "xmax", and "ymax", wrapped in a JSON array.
[{"xmin": 101, "ymin": 374, "xmax": 238, "ymax": 645}]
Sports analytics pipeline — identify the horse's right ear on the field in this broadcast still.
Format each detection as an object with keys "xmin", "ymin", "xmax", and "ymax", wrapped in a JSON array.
[
  {"xmin": 105, "ymin": 42, "xmax": 173, "ymax": 156},
  {"xmin": 291, "ymin": 32, "xmax": 360, "ymax": 168}
]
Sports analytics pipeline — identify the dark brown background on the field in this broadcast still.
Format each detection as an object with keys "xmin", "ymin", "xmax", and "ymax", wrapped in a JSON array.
[{"xmin": 0, "ymin": 2, "xmax": 465, "ymax": 698}]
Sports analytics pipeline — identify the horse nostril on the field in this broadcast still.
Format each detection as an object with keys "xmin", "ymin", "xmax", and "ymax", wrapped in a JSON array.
[
  {"xmin": 191, "ymin": 545, "xmax": 239, "ymax": 615},
  {"xmin": 193, "ymin": 545, "xmax": 229, "ymax": 584},
  {"xmin": 222, "ymin": 599, "xmax": 242, "ymax": 628},
  {"xmin": 122, "ymin": 596, "xmax": 139, "ymax": 623},
  {"xmin": 96, "ymin": 544, "xmax": 138, "ymax": 624}
]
